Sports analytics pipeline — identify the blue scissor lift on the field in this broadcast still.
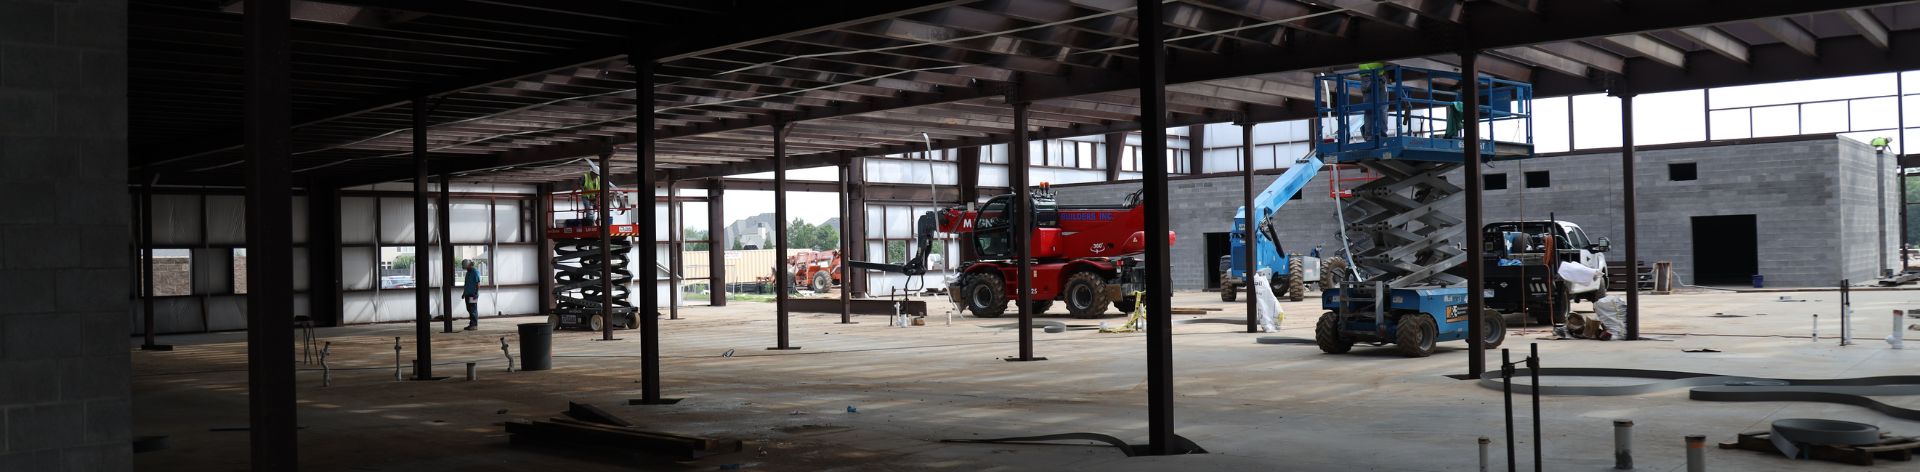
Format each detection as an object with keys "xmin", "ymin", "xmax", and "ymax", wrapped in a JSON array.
[{"xmin": 1313, "ymin": 65, "xmax": 1535, "ymax": 357}]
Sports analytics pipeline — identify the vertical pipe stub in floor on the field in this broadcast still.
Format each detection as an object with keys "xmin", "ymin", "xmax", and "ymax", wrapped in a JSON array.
[
  {"xmin": 1478, "ymin": 436, "xmax": 1491, "ymax": 472},
  {"xmin": 1685, "ymin": 435, "xmax": 1706, "ymax": 472},
  {"xmin": 1613, "ymin": 419, "xmax": 1633, "ymax": 470}
]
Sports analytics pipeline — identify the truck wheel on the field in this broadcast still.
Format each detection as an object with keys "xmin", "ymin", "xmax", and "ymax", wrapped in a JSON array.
[
  {"xmin": 589, "ymin": 314, "xmax": 606, "ymax": 332},
  {"xmin": 811, "ymin": 272, "xmax": 831, "ymax": 292},
  {"xmin": 1026, "ymin": 300, "xmax": 1053, "ymax": 315},
  {"xmin": 1286, "ymin": 256, "xmax": 1307, "ymax": 302},
  {"xmin": 963, "ymin": 272, "xmax": 1009, "ymax": 318},
  {"xmin": 1320, "ymin": 257, "xmax": 1349, "ymax": 291},
  {"xmin": 1220, "ymin": 280, "xmax": 1238, "ymax": 302},
  {"xmin": 1063, "ymin": 271, "xmax": 1113, "ymax": 318},
  {"xmin": 1481, "ymin": 309, "xmax": 1506, "ymax": 349},
  {"xmin": 1396, "ymin": 314, "xmax": 1437, "ymax": 358},
  {"xmin": 1315, "ymin": 311, "xmax": 1352, "ymax": 354}
]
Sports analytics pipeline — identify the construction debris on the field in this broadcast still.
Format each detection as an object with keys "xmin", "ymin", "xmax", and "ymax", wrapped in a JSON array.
[
  {"xmin": 565, "ymin": 401, "xmax": 633, "ymax": 427},
  {"xmin": 506, "ymin": 418, "xmax": 742, "ymax": 460},
  {"xmin": 1720, "ymin": 429, "xmax": 1917, "ymax": 466},
  {"xmin": 507, "ymin": 403, "xmax": 742, "ymax": 460},
  {"xmin": 1876, "ymin": 269, "xmax": 1920, "ymax": 287}
]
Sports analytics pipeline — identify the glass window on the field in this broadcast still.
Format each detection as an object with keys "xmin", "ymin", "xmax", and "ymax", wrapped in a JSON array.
[
  {"xmin": 148, "ymin": 249, "xmax": 192, "ymax": 296},
  {"xmin": 378, "ymin": 247, "xmax": 420, "ymax": 290},
  {"xmin": 232, "ymin": 248, "xmax": 247, "ymax": 294}
]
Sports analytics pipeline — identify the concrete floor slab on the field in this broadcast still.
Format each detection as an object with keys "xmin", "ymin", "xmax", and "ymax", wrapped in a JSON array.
[{"xmin": 133, "ymin": 288, "xmax": 1920, "ymax": 471}]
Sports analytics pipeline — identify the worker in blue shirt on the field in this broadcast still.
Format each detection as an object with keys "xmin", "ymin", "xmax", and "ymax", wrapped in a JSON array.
[{"xmin": 462, "ymin": 259, "xmax": 481, "ymax": 331}]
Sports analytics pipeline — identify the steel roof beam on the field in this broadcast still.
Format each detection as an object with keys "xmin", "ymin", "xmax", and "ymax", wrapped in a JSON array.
[
  {"xmin": 1839, "ymin": 9, "xmax": 1891, "ymax": 49},
  {"xmin": 1492, "ymin": 47, "xmax": 1588, "ymax": 79},
  {"xmin": 1757, "ymin": 17, "xmax": 1819, "ymax": 56},
  {"xmin": 1675, "ymin": 26, "xmax": 1750, "ymax": 64},
  {"xmin": 1601, "ymin": 34, "xmax": 1687, "ymax": 69}
]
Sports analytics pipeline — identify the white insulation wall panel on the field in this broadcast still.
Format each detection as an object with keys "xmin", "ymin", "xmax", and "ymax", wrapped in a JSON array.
[
  {"xmin": 450, "ymin": 199, "xmax": 490, "ymax": 243},
  {"xmin": 341, "ymin": 197, "xmax": 377, "ymax": 244},
  {"xmin": 205, "ymin": 295, "xmax": 246, "ymax": 331},
  {"xmin": 129, "ymin": 298, "xmax": 204, "ymax": 335},
  {"xmin": 153, "ymin": 194, "xmax": 202, "ymax": 245},
  {"xmin": 291, "ymin": 196, "xmax": 309, "ymax": 244},
  {"xmin": 1029, "ymin": 168, "xmax": 1107, "ymax": 186},
  {"xmin": 494, "ymin": 246, "xmax": 538, "ymax": 286},
  {"xmin": 205, "ymin": 195, "xmax": 246, "ymax": 245},
  {"xmin": 292, "ymin": 248, "xmax": 309, "ymax": 291},
  {"xmin": 342, "ymin": 246, "xmax": 375, "ymax": 290},
  {"xmin": 979, "ymin": 165, "xmax": 1009, "ymax": 187},
  {"xmin": 493, "ymin": 200, "xmax": 523, "ymax": 243},
  {"xmin": 865, "ymin": 158, "xmax": 959, "ymax": 185},
  {"xmin": 378, "ymin": 197, "xmax": 439, "ymax": 244},
  {"xmin": 342, "ymin": 292, "xmax": 378, "ymax": 324}
]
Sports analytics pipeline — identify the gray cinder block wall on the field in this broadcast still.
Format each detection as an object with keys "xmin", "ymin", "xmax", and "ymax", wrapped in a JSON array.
[
  {"xmin": 0, "ymin": 0, "xmax": 132, "ymax": 470},
  {"xmin": 1052, "ymin": 137, "xmax": 1894, "ymax": 289}
]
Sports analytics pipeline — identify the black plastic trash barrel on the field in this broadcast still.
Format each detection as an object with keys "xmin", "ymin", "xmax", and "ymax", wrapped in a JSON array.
[{"xmin": 517, "ymin": 323, "xmax": 553, "ymax": 371}]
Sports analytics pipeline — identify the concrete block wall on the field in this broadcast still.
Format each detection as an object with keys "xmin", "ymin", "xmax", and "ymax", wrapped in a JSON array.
[
  {"xmin": 1052, "ymin": 137, "xmax": 1880, "ymax": 289},
  {"xmin": 0, "ymin": 0, "xmax": 132, "ymax": 470},
  {"xmin": 1833, "ymin": 138, "xmax": 1902, "ymax": 283}
]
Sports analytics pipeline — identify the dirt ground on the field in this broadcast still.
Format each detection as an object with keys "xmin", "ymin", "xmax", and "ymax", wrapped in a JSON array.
[{"xmin": 132, "ymin": 287, "xmax": 1920, "ymax": 471}]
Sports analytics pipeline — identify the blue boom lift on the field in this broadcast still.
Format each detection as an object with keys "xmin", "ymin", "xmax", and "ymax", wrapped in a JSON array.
[
  {"xmin": 1311, "ymin": 65, "xmax": 1535, "ymax": 357},
  {"xmin": 1220, "ymin": 153, "xmax": 1344, "ymax": 303}
]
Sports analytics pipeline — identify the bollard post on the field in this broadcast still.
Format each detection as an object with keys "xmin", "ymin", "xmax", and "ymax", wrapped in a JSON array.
[
  {"xmin": 1613, "ymin": 419, "xmax": 1633, "ymax": 470},
  {"xmin": 1502, "ymin": 349, "xmax": 1516, "ymax": 472},
  {"xmin": 393, "ymin": 337, "xmax": 403, "ymax": 381},
  {"xmin": 1889, "ymin": 310, "xmax": 1905, "ymax": 349},
  {"xmin": 500, "ymin": 337, "xmax": 515, "ymax": 372},
  {"xmin": 1685, "ymin": 435, "xmax": 1706, "ymax": 472},
  {"xmin": 1529, "ymin": 343, "xmax": 1542, "ymax": 472},
  {"xmin": 319, "ymin": 342, "xmax": 332, "ymax": 387},
  {"xmin": 465, "ymin": 362, "xmax": 478, "ymax": 381},
  {"xmin": 1478, "ymin": 436, "xmax": 1491, "ymax": 472},
  {"xmin": 1841, "ymin": 280, "xmax": 1854, "ymax": 346}
]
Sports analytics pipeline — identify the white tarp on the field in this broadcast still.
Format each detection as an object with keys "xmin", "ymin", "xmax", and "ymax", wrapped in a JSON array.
[{"xmin": 1252, "ymin": 269, "xmax": 1284, "ymax": 332}]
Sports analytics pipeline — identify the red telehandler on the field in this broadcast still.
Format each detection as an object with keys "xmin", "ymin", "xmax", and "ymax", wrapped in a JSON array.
[{"xmin": 847, "ymin": 185, "xmax": 1171, "ymax": 319}]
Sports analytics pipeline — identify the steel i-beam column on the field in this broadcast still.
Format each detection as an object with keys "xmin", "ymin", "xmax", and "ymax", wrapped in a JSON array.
[
  {"xmin": 537, "ymin": 183, "xmax": 554, "ymax": 314},
  {"xmin": 957, "ymin": 147, "xmax": 981, "ymax": 263},
  {"xmin": 244, "ymin": 0, "xmax": 297, "ymax": 467},
  {"xmin": 1105, "ymin": 132, "xmax": 1125, "ymax": 181},
  {"xmin": 1461, "ymin": 51, "xmax": 1487, "ymax": 378},
  {"xmin": 1621, "ymin": 93, "xmax": 1640, "ymax": 340},
  {"xmin": 838, "ymin": 159, "xmax": 854, "ymax": 324},
  {"xmin": 708, "ymin": 178, "xmax": 727, "ymax": 307},
  {"xmin": 440, "ymin": 173, "xmax": 453, "ymax": 333},
  {"xmin": 1899, "ymin": 74, "xmax": 1909, "ymax": 271},
  {"xmin": 140, "ymin": 181, "xmax": 162, "ymax": 349},
  {"xmin": 1008, "ymin": 100, "xmax": 1042, "ymax": 362},
  {"xmin": 667, "ymin": 178, "xmax": 680, "ymax": 320},
  {"xmin": 1240, "ymin": 121, "xmax": 1258, "ymax": 333},
  {"xmin": 1137, "ymin": 0, "xmax": 1178, "ymax": 455},
  {"xmin": 597, "ymin": 149, "xmax": 614, "ymax": 342},
  {"xmin": 412, "ymin": 98, "xmax": 435, "ymax": 379},
  {"xmin": 770, "ymin": 121, "xmax": 798, "ymax": 350},
  {"xmin": 636, "ymin": 52, "xmax": 667, "ymax": 403}
]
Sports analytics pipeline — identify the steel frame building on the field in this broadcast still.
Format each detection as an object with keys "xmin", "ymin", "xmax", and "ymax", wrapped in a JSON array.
[{"xmin": 75, "ymin": 0, "xmax": 1920, "ymax": 466}]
